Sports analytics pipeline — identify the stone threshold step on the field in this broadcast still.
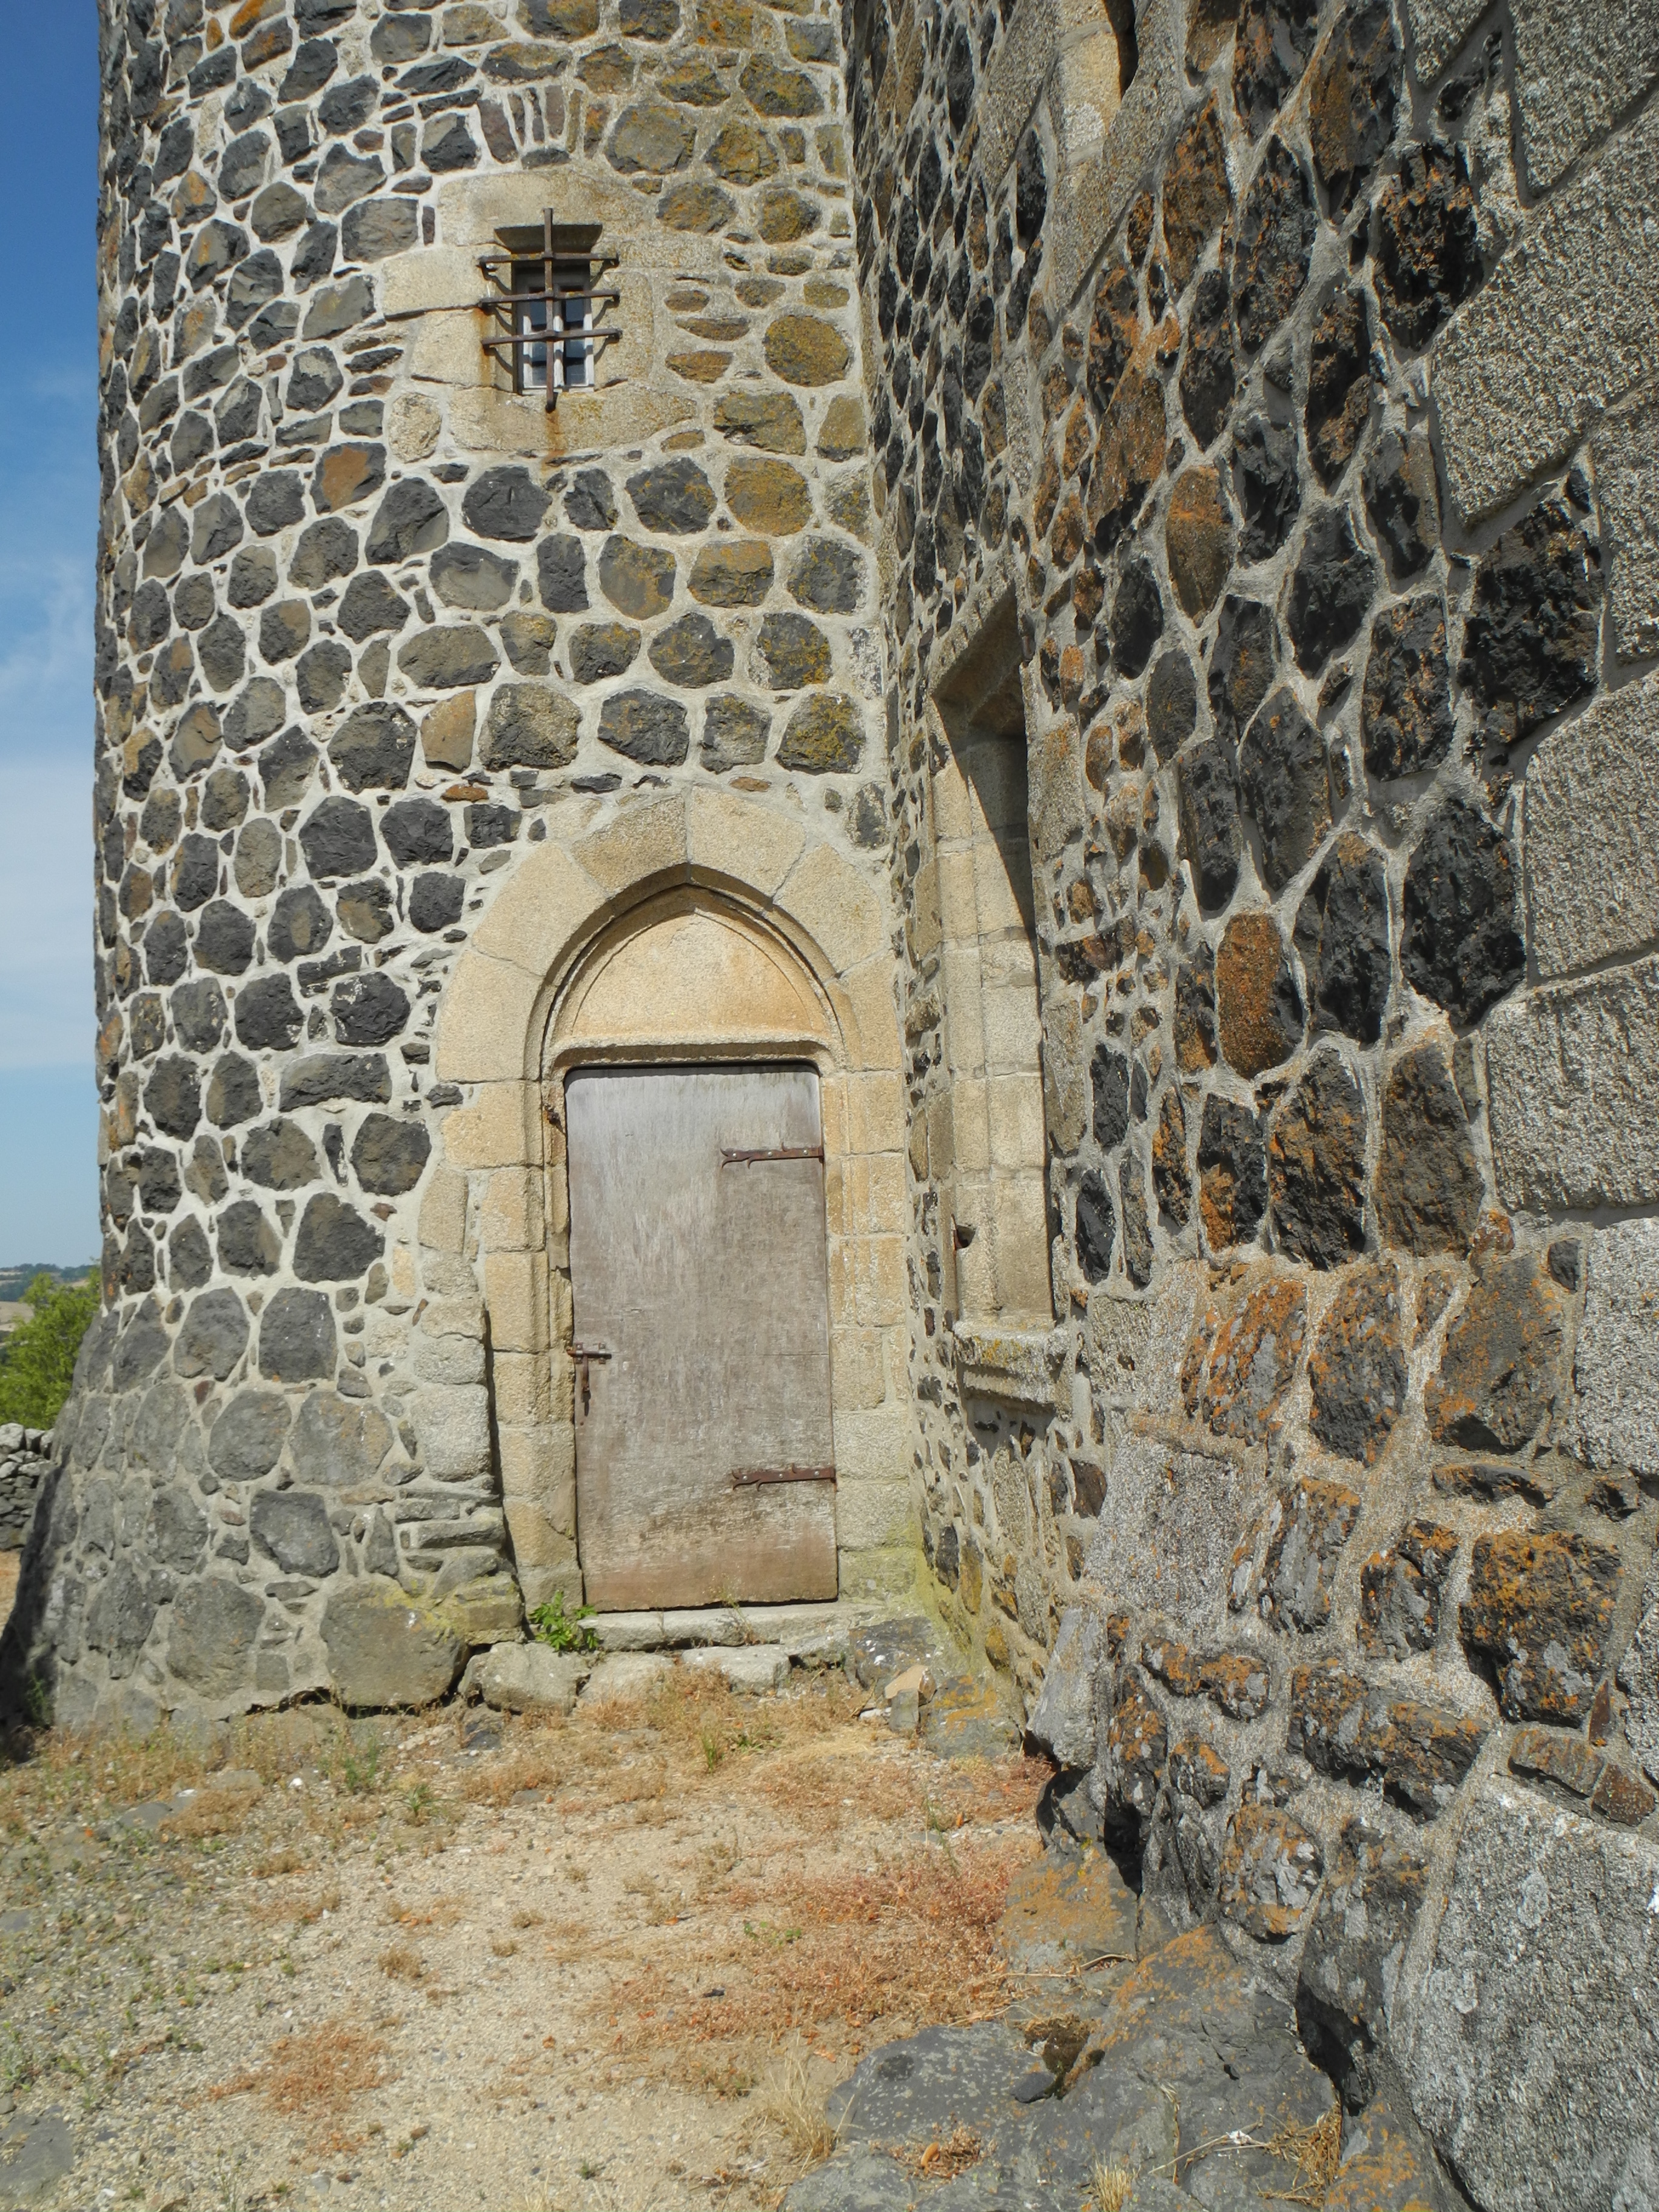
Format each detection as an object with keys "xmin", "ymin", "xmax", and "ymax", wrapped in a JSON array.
[{"xmin": 588, "ymin": 1600, "xmax": 891, "ymax": 1659}]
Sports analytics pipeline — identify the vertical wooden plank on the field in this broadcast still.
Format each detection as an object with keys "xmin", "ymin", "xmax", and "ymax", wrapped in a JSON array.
[{"xmin": 566, "ymin": 1065, "xmax": 839, "ymax": 1607}]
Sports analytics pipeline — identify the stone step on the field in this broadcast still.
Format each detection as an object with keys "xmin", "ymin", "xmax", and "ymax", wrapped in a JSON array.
[{"xmin": 588, "ymin": 1598, "xmax": 892, "ymax": 1657}]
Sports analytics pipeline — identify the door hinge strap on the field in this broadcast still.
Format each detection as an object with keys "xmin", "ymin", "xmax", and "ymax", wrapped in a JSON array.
[
  {"xmin": 729, "ymin": 1464, "xmax": 837, "ymax": 1487},
  {"xmin": 720, "ymin": 1144, "xmax": 825, "ymax": 1165}
]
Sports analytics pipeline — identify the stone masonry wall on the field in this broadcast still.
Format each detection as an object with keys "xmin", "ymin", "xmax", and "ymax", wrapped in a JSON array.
[
  {"xmin": 846, "ymin": 0, "xmax": 1659, "ymax": 2194},
  {"xmin": 4, "ymin": 0, "xmax": 903, "ymax": 1732}
]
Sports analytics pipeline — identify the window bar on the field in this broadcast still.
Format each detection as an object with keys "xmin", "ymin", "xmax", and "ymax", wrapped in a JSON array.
[{"xmin": 475, "ymin": 214, "xmax": 619, "ymax": 412}]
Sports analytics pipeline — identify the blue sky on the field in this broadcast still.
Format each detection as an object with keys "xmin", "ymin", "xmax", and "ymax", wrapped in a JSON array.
[{"xmin": 0, "ymin": 10, "xmax": 99, "ymax": 1265}]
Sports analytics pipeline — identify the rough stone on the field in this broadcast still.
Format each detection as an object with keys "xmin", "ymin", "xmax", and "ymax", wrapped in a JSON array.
[
  {"xmin": 167, "ymin": 1577, "xmax": 264, "ymax": 1697},
  {"xmin": 1197, "ymin": 1095, "xmax": 1267, "ymax": 1249},
  {"xmin": 350, "ymin": 1114, "xmax": 431, "ymax": 1196},
  {"xmin": 702, "ymin": 694, "xmax": 770, "ymax": 771},
  {"xmin": 1164, "ymin": 467, "xmax": 1234, "ymax": 621},
  {"xmin": 598, "ymin": 689, "xmax": 690, "ymax": 766},
  {"xmin": 257, "ymin": 1288, "xmax": 337, "ymax": 1383},
  {"xmin": 1178, "ymin": 270, "xmax": 1236, "ymax": 451},
  {"xmin": 1362, "ymin": 427, "xmax": 1439, "ymax": 581},
  {"xmin": 481, "ymin": 685, "xmax": 579, "ymax": 770},
  {"xmin": 689, "ymin": 541, "xmax": 774, "ymax": 606},
  {"xmin": 249, "ymin": 1489, "xmax": 340, "ymax": 1578},
  {"xmin": 1270, "ymin": 1051, "xmax": 1368, "ymax": 1270},
  {"xmin": 1293, "ymin": 833, "xmax": 1390, "ymax": 1047},
  {"xmin": 1219, "ymin": 1803, "xmax": 1323, "ymax": 1940},
  {"xmin": 1232, "ymin": 412, "xmax": 1299, "ymax": 563},
  {"xmin": 1239, "ymin": 686, "xmax": 1330, "ymax": 892},
  {"xmin": 1203, "ymin": 1278, "xmax": 1307, "ymax": 1441},
  {"xmin": 1305, "ymin": 288, "xmax": 1373, "ymax": 486},
  {"xmin": 1359, "ymin": 1518, "xmax": 1458, "ymax": 1662},
  {"xmin": 1376, "ymin": 1044, "xmax": 1482, "ymax": 1256},
  {"xmin": 290, "ymin": 1391, "xmax": 393, "ymax": 1487},
  {"xmin": 1291, "ymin": 1663, "xmax": 1487, "ymax": 1815},
  {"xmin": 1216, "ymin": 911, "xmax": 1302, "ymax": 1078},
  {"xmin": 1107, "ymin": 560, "xmax": 1164, "ymax": 679},
  {"xmin": 1287, "ymin": 503, "xmax": 1377, "ymax": 674},
  {"xmin": 1401, "ymin": 794, "xmax": 1524, "ymax": 1030},
  {"xmin": 476, "ymin": 1641, "xmax": 590, "ymax": 1715},
  {"xmin": 1373, "ymin": 141, "xmax": 1481, "ymax": 351},
  {"xmin": 1461, "ymin": 498, "xmax": 1599, "ymax": 741},
  {"xmin": 776, "ymin": 694, "xmax": 862, "ymax": 774},
  {"xmin": 1297, "ymin": 1820, "xmax": 1429, "ymax": 2112},
  {"xmin": 1362, "ymin": 595, "xmax": 1454, "ymax": 782},
  {"xmin": 1309, "ymin": 1, "xmax": 1399, "ymax": 210},
  {"xmin": 1311, "ymin": 1261, "xmax": 1406, "ymax": 1463},
  {"xmin": 714, "ymin": 390, "xmax": 806, "ymax": 454},
  {"xmin": 1088, "ymin": 366, "xmax": 1166, "ymax": 552},
  {"xmin": 1147, "ymin": 650, "xmax": 1198, "ymax": 766},
  {"xmin": 1232, "ymin": 138, "xmax": 1316, "ymax": 355},
  {"xmin": 1176, "ymin": 739, "xmax": 1242, "ymax": 914},
  {"xmin": 1407, "ymin": 1780, "xmax": 1659, "ymax": 2208},
  {"xmin": 1460, "ymin": 1528, "xmax": 1619, "ymax": 1722},
  {"xmin": 1207, "ymin": 595, "xmax": 1276, "ymax": 747},
  {"xmin": 1524, "ymin": 669, "xmax": 1659, "ymax": 983},
  {"xmin": 598, "ymin": 536, "xmax": 675, "ymax": 619},
  {"xmin": 323, "ymin": 1584, "xmax": 464, "ymax": 1709},
  {"xmin": 1161, "ymin": 98, "xmax": 1231, "ymax": 294},
  {"xmin": 1427, "ymin": 1252, "xmax": 1567, "ymax": 1455}
]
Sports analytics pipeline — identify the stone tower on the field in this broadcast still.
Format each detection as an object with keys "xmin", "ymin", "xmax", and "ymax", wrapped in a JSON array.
[
  {"xmin": 10, "ymin": 0, "xmax": 1659, "ymax": 2184},
  {"xmin": 17, "ymin": 0, "xmax": 916, "ymax": 1724}
]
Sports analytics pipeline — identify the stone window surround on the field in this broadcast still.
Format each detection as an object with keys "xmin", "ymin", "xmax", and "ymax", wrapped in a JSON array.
[
  {"xmin": 428, "ymin": 788, "xmax": 915, "ymax": 1610},
  {"xmin": 928, "ymin": 586, "xmax": 1055, "ymax": 1338}
]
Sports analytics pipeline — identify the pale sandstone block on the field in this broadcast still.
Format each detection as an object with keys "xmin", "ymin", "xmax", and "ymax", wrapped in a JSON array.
[
  {"xmin": 777, "ymin": 841, "xmax": 886, "ymax": 973},
  {"xmin": 685, "ymin": 786, "xmax": 806, "ymax": 895},
  {"xmin": 484, "ymin": 1248, "xmax": 549, "ymax": 1355},
  {"xmin": 834, "ymin": 1475, "xmax": 916, "ymax": 1549},
  {"xmin": 1486, "ymin": 954, "xmax": 1659, "ymax": 1210},
  {"xmin": 439, "ymin": 1082, "xmax": 535, "ymax": 1171},
  {"xmin": 418, "ymin": 1165, "xmax": 469, "ymax": 1256},
  {"xmin": 1593, "ymin": 401, "xmax": 1659, "ymax": 663},
  {"xmin": 412, "ymin": 1385, "xmax": 492, "ymax": 1479},
  {"xmin": 480, "ymin": 1166, "xmax": 543, "ymax": 1255},
  {"xmin": 491, "ymin": 1349, "xmax": 551, "ymax": 1429},
  {"xmin": 840, "ymin": 954, "xmax": 903, "ymax": 1070},
  {"xmin": 573, "ymin": 793, "xmax": 689, "ymax": 896},
  {"xmin": 1524, "ymin": 668, "xmax": 1659, "ymax": 979},
  {"xmin": 433, "ymin": 951, "xmax": 541, "ymax": 1082},
  {"xmin": 473, "ymin": 845, "xmax": 611, "ymax": 975},
  {"xmin": 1574, "ymin": 1218, "xmax": 1659, "ymax": 1479},
  {"xmin": 1511, "ymin": 0, "xmax": 1659, "ymax": 192},
  {"xmin": 1434, "ymin": 102, "xmax": 1659, "ymax": 522}
]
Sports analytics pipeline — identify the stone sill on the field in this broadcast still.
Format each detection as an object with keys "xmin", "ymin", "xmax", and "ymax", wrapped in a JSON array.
[
  {"xmin": 951, "ymin": 1322, "xmax": 1068, "ymax": 1407},
  {"xmin": 587, "ymin": 1599, "xmax": 890, "ymax": 1657}
]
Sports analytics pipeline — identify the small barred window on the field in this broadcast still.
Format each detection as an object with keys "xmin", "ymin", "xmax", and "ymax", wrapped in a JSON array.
[{"xmin": 477, "ymin": 217, "xmax": 617, "ymax": 408}]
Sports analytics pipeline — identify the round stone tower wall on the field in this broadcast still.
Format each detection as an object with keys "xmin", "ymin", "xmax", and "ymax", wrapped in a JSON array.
[{"xmin": 5, "ymin": 0, "xmax": 916, "ymax": 1731}]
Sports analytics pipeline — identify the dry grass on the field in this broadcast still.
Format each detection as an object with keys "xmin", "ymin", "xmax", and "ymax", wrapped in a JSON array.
[
  {"xmin": 456, "ymin": 1744, "xmax": 566, "ymax": 1808},
  {"xmin": 1090, "ymin": 2162, "xmax": 1134, "ymax": 2212},
  {"xmin": 379, "ymin": 1943, "xmax": 425, "ymax": 1983},
  {"xmin": 757, "ymin": 2039, "xmax": 837, "ymax": 2165},
  {"xmin": 1262, "ymin": 2105, "xmax": 1344, "ymax": 2205}
]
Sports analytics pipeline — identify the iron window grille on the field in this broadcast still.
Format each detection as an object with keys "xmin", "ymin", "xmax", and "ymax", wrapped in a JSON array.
[{"xmin": 477, "ymin": 216, "xmax": 618, "ymax": 410}]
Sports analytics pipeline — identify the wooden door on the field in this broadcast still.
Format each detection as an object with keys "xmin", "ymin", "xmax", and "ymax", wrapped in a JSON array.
[{"xmin": 565, "ymin": 1064, "xmax": 838, "ymax": 1609}]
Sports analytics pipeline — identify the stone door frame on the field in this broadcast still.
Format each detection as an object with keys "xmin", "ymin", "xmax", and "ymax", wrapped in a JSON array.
[{"xmin": 429, "ymin": 788, "xmax": 916, "ymax": 1609}]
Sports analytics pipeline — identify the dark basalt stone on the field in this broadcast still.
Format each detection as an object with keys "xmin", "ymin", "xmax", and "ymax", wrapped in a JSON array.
[
  {"xmin": 1305, "ymin": 288, "xmax": 1372, "ymax": 486},
  {"xmin": 1147, "ymin": 648, "xmax": 1198, "ymax": 763},
  {"xmin": 626, "ymin": 458, "xmax": 717, "ymax": 534},
  {"xmin": 1178, "ymin": 738, "xmax": 1243, "ymax": 913},
  {"xmin": 218, "ymin": 1199, "xmax": 282, "ymax": 1278},
  {"xmin": 1232, "ymin": 138, "xmax": 1316, "ymax": 354},
  {"xmin": 1460, "ymin": 498, "xmax": 1600, "ymax": 739},
  {"xmin": 1076, "ymin": 1170, "xmax": 1116, "ymax": 1282},
  {"xmin": 258, "ymin": 1287, "xmax": 337, "ymax": 1382},
  {"xmin": 598, "ymin": 689, "xmax": 691, "ymax": 766},
  {"xmin": 332, "ymin": 973, "xmax": 409, "ymax": 1045},
  {"xmin": 300, "ymin": 796, "xmax": 377, "ymax": 880},
  {"xmin": 1232, "ymin": 413, "xmax": 1299, "ymax": 563},
  {"xmin": 351, "ymin": 1113, "xmax": 432, "ymax": 1196},
  {"xmin": 1232, "ymin": 0, "xmax": 1319, "ymax": 138},
  {"xmin": 1362, "ymin": 427, "xmax": 1439, "ymax": 581},
  {"xmin": 366, "ymin": 478, "xmax": 448, "ymax": 565},
  {"xmin": 1287, "ymin": 503, "xmax": 1378, "ymax": 672},
  {"xmin": 1375, "ymin": 1042, "xmax": 1483, "ymax": 1256},
  {"xmin": 1295, "ymin": 831, "xmax": 1390, "ymax": 1045},
  {"xmin": 1178, "ymin": 269, "xmax": 1236, "ymax": 449},
  {"xmin": 1400, "ymin": 793, "xmax": 1524, "ymax": 1028},
  {"xmin": 1109, "ymin": 558, "xmax": 1165, "ymax": 678},
  {"xmin": 409, "ymin": 872, "xmax": 465, "ymax": 933},
  {"xmin": 1270, "ymin": 1050, "xmax": 1370, "ymax": 1272},
  {"xmin": 234, "ymin": 974, "xmax": 304, "ymax": 1053},
  {"xmin": 1198, "ymin": 1094, "xmax": 1267, "ymax": 1248},
  {"xmin": 269, "ymin": 885, "xmax": 333, "ymax": 964},
  {"xmin": 381, "ymin": 799, "xmax": 452, "ymax": 868},
  {"xmin": 431, "ymin": 542, "xmax": 518, "ymax": 612},
  {"xmin": 170, "ymin": 978, "xmax": 226, "ymax": 1054},
  {"xmin": 1207, "ymin": 596, "xmax": 1277, "ymax": 746},
  {"xmin": 1375, "ymin": 142, "xmax": 1483, "ymax": 349},
  {"xmin": 207, "ymin": 1052, "xmax": 263, "ymax": 1130},
  {"xmin": 1308, "ymin": 0, "xmax": 1399, "ymax": 210},
  {"xmin": 1362, "ymin": 595, "xmax": 1455, "ymax": 781},
  {"xmin": 174, "ymin": 1287, "xmax": 249, "ymax": 1382},
  {"xmin": 462, "ymin": 464, "xmax": 550, "ymax": 543},
  {"xmin": 242, "ymin": 1119, "xmax": 321, "ymax": 1191},
  {"xmin": 1091, "ymin": 1045, "xmax": 1130, "ymax": 1152},
  {"xmin": 537, "ymin": 536, "xmax": 589, "ymax": 612},
  {"xmin": 1239, "ymin": 686, "xmax": 1330, "ymax": 893},
  {"xmin": 294, "ymin": 1194, "xmax": 384, "ymax": 1282},
  {"xmin": 338, "ymin": 572, "xmax": 409, "ymax": 642},
  {"xmin": 565, "ymin": 469, "xmax": 617, "ymax": 531}
]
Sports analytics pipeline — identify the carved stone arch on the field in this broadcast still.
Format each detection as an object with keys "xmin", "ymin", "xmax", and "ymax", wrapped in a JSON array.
[{"xmin": 427, "ymin": 790, "xmax": 914, "ymax": 1609}]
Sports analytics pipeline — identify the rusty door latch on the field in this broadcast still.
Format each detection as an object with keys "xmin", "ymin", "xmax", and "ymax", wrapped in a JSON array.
[
  {"xmin": 719, "ymin": 1144, "xmax": 825, "ymax": 1165},
  {"xmin": 729, "ymin": 1464, "xmax": 837, "ymax": 1487},
  {"xmin": 569, "ymin": 1341, "xmax": 612, "ymax": 1416}
]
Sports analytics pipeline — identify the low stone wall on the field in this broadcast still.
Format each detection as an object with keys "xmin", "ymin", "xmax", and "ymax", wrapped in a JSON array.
[{"xmin": 0, "ymin": 1429, "xmax": 54, "ymax": 1554}]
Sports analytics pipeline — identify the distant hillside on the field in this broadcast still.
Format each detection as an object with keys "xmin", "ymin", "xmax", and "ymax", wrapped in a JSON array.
[{"xmin": 0, "ymin": 1264, "xmax": 96, "ymax": 1305}]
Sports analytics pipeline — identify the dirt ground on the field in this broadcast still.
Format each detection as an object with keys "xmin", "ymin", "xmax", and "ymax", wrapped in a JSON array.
[{"xmin": 0, "ymin": 1657, "xmax": 1051, "ymax": 2212}]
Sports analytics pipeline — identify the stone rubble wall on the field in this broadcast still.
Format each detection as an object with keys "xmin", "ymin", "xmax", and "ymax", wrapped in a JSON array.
[
  {"xmin": 0, "ymin": 1431, "xmax": 55, "ymax": 1553},
  {"xmin": 846, "ymin": 0, "xmax": 1659, "ymax": 2194},
  {"xmin": 4, "ymin": 0, "xmax": 899, "ymax": 1734}
]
